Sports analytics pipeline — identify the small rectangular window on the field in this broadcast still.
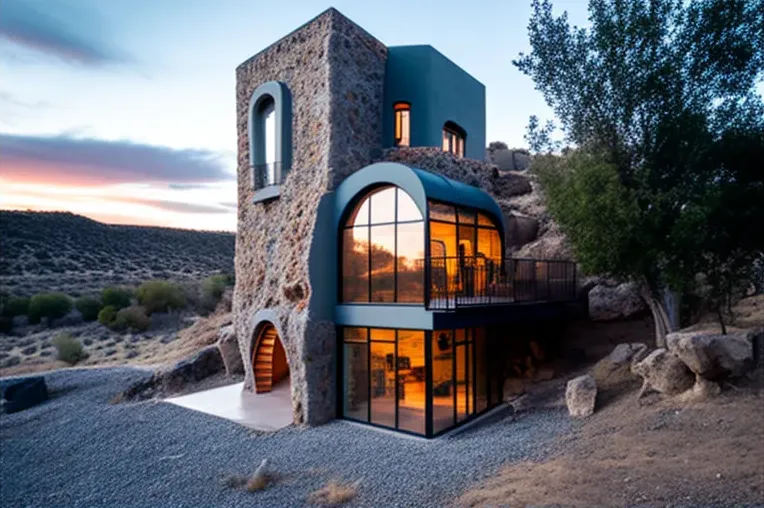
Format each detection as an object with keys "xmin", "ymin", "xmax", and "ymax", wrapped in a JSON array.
[
  {"xmin": 443, "ymin": 123, "xmax": 466, "ymax": 158},
  {"xmin": 394, "ymin": 103, "xmax": 410, "ymax": 147}
]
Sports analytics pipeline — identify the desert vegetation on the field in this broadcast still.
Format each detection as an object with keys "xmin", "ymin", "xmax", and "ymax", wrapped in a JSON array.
[{"xmin": 0, "ymin": 211, "xmax": 234, "ymax": 297}]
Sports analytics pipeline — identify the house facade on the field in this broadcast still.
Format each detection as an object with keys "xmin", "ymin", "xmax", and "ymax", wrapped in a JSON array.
[{"xmin": 233, "ymin": 8, "xmax": 576, "ymax": 437}]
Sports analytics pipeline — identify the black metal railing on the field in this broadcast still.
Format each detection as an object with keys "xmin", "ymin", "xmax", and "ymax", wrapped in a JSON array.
[
  {"xmin": 251, "ymin": 161, "xmax": 287, "ymax": 189},
  {"xmin": 422, "ymin": 256, "xmax": 577, "ymax": 310}
]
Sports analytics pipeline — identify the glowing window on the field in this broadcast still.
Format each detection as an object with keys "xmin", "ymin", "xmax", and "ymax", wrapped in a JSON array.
[
  {"xmin": 442, "ymin": 122, "xmax": 466, "ymax": 157},
  {"xmin": 394, "ymin": 102, "xmax": 411, "ymax": 147}
]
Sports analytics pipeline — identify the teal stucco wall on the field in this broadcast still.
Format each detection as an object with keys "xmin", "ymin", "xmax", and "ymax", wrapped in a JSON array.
[{"xmin": 383, "ymin": 45, "xmax": 486, "ymax": 160}]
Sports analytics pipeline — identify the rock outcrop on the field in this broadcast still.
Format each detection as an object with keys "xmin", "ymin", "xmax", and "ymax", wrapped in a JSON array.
[
  {"xmin": 666, "ymin": 330, "xmax": 756, "ymax": 381},
  {"xmin": 588, "ymin": 282, "xmax": 646, "ymax": 321},
  {"xmin": 486, "ymin": 143, "xmax": 531, "ymax": 172},
  {"xmin": 592, "ymin": 342, "xmax": 649, "ymax": 387},
  {"xmin": 217, "ymin": 325, "xmax": 243, "ymax": 376},
  {"xmin": 632, "ymin": 348, "xmax": 695, "ymax": 396},
  {"xmin": 0, "ymin": 376, "xmax": 48, "ymax": 414},
  {"xmin": 565, "ymin": 374, "xmax": 597, "ymax": 417}
]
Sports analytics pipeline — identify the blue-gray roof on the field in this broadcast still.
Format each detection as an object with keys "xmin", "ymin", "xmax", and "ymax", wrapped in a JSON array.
[{"xmin": 333, "ymin": 162, "xmax": 505, "ymax": 233}]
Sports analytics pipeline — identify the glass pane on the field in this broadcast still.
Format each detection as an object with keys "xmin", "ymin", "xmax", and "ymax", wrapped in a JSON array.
[
  {"xmin": 478, "ymin": 213, "xmax": 494, "ymax": 227},
  {"xmin": 347, "ymin": 197, "xmax": 370, "ymax": 227},
  {"xmin": 400, "ymin": 110, "xmax": 410, "ymax": 147},
  {"xmin": 263, "ymin": 102, "xmax": 276, "ymax": 165},
  {"xmin": 458, "ymin": 225, "xmax": 475, "ymax": 257},
  {"xmin": 456, "ymin": 343, "xmax": 468, "ymax": 422},
  {"xmin": 370, "ymin": 225, "xmax": 395, "ymax": 303},
  {"xmin": 457, "ymin": 208, "xmax": 476, "ymax": 225},
  {"xmin": 370, "ymin": 328, "xmax": 396, "ymax": 342},
  {"xmin": 370, "ymin": 186, "xmax": 395, "ymax": 224},
  {"xmin": 475, "ymin": 328, "xmax": 488, "ymax": 413},
  {"xmin": 344, "ymin": 327, "xmax": 367, "ymax": 343},
  {"xmin": 343, "ymin": 342, "xmax": 369, "ymax": 422},
  {"xmin": 370, "ymin": 341, "xmax": 396, "ymax": 428},
  {"xmin": 442, "ymin": 130, "xmax": 450, "ymax": 151},
  {"xmin": 397, "ymin": 330, "xmax": 425, "ymax": 435},
  {"xmin": 342, "ymin": 227, "xmax": 369, "ymax": 302},
  {"xmin": 429, "ymin": 202, "xmax": 456, "ymax": 222},
  {"xmin": 478, "ymin": 228, "xmax": 502, "ymax": 260},
  {"xmin": 396, "ymin": 222, "xmax": 424, "ymax": 303},
  {"xmin": 429, "ymin": 221, "xmax": 457, "ymax": 258},
  {"xmin": 432, "ymin": 330, "xmax": 454, "ymax": 434},
  {"xmin": 397, "ymin": 188, "xmax": 422, "ymax": 222}
]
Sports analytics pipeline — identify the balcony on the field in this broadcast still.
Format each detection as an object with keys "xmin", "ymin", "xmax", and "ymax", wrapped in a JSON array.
[
  {"xmin": 251, "ymin": 162, "xmax": 288, "ymax": 203},
  {"xmin": 423, "ymin": 256, "xmax": 577, "ymax": 310}
]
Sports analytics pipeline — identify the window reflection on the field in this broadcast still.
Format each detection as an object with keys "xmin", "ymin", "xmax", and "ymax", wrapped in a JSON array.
[
  {"xmin": 342, "ymin": 186, "xmax": 424, "ymax": 304},
  {"xmin": 370, "ymin": 341, "xmax": 396, "ymax": 428},
  {"xmin": 343, "ymin": 342, "xmax": 368, "ymax": 421},
  {"xmin": 397, "ymin": 330, "xmax": 425, "ymax": 434},
  {"xmin": 432, "ymin": 330, "xmax": 454, "ymax": 434}
]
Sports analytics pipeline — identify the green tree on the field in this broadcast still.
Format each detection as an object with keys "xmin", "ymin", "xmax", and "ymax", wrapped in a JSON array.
[
  {"xmin": 102, "ymin": 286, "xmax": 132, "ymax": 310},
  {"xmin": 135, "ymin": 280, "xmax": 186, "ymax": 315},
  {"xmin": 516, "ymin": 0, "xmax": 764, "ymax": 344},
  {"xmin": 75, "ymin": 297, "xmax": 103, "ymax": 322},
  {"xmin": 28, "ymin": 293, "xmax": 73, "ymax": 325}
]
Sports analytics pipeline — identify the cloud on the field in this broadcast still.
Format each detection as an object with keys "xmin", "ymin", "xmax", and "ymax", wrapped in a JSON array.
[
  {"xmin": 0, "ymin": 133, "xmax": 234, "ymax": 186},
  {"xmin": 0, "ymin": 91, "xmax": 51, "ymax": 110},
  {"xmin": 117, "ymin": 198, "xmax": 233, "ymax": 215},
  {"xmin": 0, "ymin": 0, "xmax": 131, "ymax": 66}
]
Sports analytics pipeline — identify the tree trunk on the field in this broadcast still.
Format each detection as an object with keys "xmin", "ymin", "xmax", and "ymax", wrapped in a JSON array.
[{"xmin": 639, "ymin": 282, "xmax": 675, "ymax": 348}]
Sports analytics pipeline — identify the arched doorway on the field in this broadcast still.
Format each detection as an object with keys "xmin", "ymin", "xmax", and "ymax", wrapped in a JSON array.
[{"xmin": 252, "ymin": 323, "xmax": 289, "ymax": 394}]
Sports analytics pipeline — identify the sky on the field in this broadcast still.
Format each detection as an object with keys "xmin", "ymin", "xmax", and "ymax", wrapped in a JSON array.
[{"xmin": 0, "ymin": 0, "xmax": 591, "ymax": 231}]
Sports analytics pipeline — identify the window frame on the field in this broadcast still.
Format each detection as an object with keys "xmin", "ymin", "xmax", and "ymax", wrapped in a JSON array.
[
  {"xmin": 442, "ymin": 121, "xmax": 466, "ymax": 158},
  {"xmin": 393, "ymin": 102, "xmax": 411, "ymax": 147}
]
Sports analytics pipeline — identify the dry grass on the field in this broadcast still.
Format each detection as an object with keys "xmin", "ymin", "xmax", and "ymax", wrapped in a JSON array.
[
  {"xmin": 309, "ymin": 480, "xmax": 359, "ymax": 506},
  {"xmin": 459, "ymin": 376, "xmax": 764, "ymax": 507},
  {"xmin": 245, "ymin": 473, "xmax": 270, "ymax": 492}
]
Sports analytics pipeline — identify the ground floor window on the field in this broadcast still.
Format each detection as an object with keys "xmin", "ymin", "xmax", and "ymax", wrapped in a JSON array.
[{"xmin": 340, "ymin": 326, "xmax": 502, "ymax": 437}]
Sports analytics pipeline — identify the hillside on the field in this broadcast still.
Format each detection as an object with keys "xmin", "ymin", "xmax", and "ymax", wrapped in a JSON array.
[{"xmin": 0, "ymin": 211, "xmax": 235, "ymax": 297}]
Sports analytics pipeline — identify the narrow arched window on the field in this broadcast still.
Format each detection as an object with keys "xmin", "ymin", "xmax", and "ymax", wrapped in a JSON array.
[
  {"xmin": 259, "ymin": 98, "xmax": 277, "ymax": 185},
  {"xmin": 393, "ymin": 102, "xmax": 410, "ymax": 147},
  {"xmin": 442, "ymin": 121, "xmax": 466, "ymax": 157}
]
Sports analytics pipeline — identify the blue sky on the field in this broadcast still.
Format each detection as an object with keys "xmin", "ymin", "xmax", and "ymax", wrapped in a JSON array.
[{"xmin": 0, "ymin": 0, "xmax": 590, "ymax": 231}]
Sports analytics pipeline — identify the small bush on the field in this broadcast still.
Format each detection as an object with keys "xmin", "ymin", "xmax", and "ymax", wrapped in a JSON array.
[
  {"xmin": 98, "ymin": 305, "xmax": 118, "ymax": 326},
  {"xmin": 201, "ymin": 273, "xmax": 234, "ymax": 312},
  {"xmin": 135, "ymin": 280, "xmax": 186, "ymax": 314},
  {"xmin": 102, "ymin": 286, "xmax": 132, "ymax": 310},
  {"xmin": 51, "ymin": 333, "xmax": 88, "ymax": 365},
  {"xmin": 28, "ymin": 293, "xmax": 73, "ymax": 325},
  {"xmin": 1, "ymin": 296, "xmax": 30, "ymax": 318},
  {"xmin": 75, "ymin": 297, "xmax": 103, "ymax": 322},
  {"xmin": 113, "ymin": 306, "xmax": 150, "ymax": 332}
]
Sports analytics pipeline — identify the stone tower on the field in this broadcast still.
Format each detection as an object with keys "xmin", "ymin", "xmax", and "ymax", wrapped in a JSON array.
[{"xmin": 233, "ymin": 9, "xmax": 387, "ymax": 425}]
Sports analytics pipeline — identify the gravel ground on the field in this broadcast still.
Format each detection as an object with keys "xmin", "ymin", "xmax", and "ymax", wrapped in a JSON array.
[{"xmin": 0, "ymin": 367, "xmax": 572, "ymax": 508}]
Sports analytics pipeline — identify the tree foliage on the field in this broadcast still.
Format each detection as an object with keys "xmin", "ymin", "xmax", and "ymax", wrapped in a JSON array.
[{"xmin": 516, "ymin": 0, "xmax": 764, "ymax": 339}]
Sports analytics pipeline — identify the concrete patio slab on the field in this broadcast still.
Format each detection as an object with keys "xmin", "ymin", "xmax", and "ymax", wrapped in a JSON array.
[{"xmin": 165, "ymin": 379, "xmax": 292, "ymax": 431}]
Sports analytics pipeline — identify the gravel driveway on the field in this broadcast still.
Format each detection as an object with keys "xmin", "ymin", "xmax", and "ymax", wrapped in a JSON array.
[{"xmin": 1, "ymin": 367, "xmax": 571, "ymax": 507}]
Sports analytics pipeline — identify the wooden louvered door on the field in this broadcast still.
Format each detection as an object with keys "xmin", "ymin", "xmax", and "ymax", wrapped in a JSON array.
[{"xmin": 252, "ymin": 324, "xmax": 288, "ymax": 393}]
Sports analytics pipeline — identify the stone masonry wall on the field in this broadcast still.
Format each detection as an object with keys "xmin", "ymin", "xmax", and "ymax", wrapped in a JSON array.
[{"xmin": 233, "ymin": 9, "xmax": 386, "ymax": 425}]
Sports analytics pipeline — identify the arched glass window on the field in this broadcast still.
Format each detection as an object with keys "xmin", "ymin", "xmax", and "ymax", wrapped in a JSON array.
[
  {"xmin": 393, "ymin": 102, "xmax": 410, "ymax": 147},
  {"xmin": 341, "ymin": 186, "xmax": 424, "ymax": 303},
  {"xmin": 260, "ymin": 98, "xmax": 277, "ymax": 185},
  {"xmin": 442, "ymin": 121, "xmax": 466, "ymax": 157}
]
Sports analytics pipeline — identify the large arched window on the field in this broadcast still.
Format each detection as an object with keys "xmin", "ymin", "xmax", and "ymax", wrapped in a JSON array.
[{"xmin": 341, "ymin": 186, "xmax": 424, "ymax": 303}]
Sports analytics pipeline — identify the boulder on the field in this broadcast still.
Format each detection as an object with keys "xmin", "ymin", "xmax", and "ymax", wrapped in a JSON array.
[
  {"xmin": 565, "ymin": 374, "xmax": 597, "ymax": 417},
  {"xmin": 678, "ymin": 376, "xmax": 722, "ymax": 403},
  {"xmin": 493, "ymin": 170, "xmax": 532, "ymax": 198},
  {"xmin": 503, "ymin": 377, "xmax": 527, "ymax": 399},
  {"xmin": 666, "ymin": 330, "xmax": 755, "ymax": 380},
  {"xmin": 217, "ymin": 325, "xmax": 244, "ymax": 376},
  {"xmin": 0, "ymin": 376, "xmax": 48, "ymax": 414},
  {"xmin": 507, "ymin": 213, "xmax": 539, "ymax": 249},
  {"xmin": 488, "ymin": 148, "xmax": 531, "ymax": 172},
  {"xmin": 632, "ymin": 349, "xmax": 694, "ymax": 396},
  {"xmin": 588, "ymin": 282, "xmax": 646, "ymax": 321},
  {"xmin": 163, "ymin": 345, "xmax": 224, "ymax": 393},
  {"xmin": 592, "ymin": 342, "xmax": 649, "ymax": 387}
]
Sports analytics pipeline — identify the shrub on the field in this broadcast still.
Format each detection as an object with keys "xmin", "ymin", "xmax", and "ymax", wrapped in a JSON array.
[
  {"xmin": 28, "ymin": 293, "xmax": 73, "ymax": 325},
  {"xmin": 1, "ymin": 296, "xmax": 30, "ymax": 318},
  {"xmin": 102, "ymin": 286, "xmax": 132, "ymax": 310},
  {"xmin": 98, "ymin": 305, "xmax": 118, "ymax": 326},
  {"xmin": 51, "ymin": 333, "xmax": 88, "ymax": 364},
  {"xmin": 75, "ymin": 297, "xmax": 103, "ymax": 322},
  {"xmin": 135, "ymin": 280, "xmax": 186, "ymax": 314},
  {"xmin": 113, "ymin": 306, "xmax": 150, "ymax": 332},
  {"xmin": 201, "ymin": 273, "xmax": 234, "ymax": 312},
  {"xmin": 309, "ymin": 480, "xmax": 359, "ymax": 505}
]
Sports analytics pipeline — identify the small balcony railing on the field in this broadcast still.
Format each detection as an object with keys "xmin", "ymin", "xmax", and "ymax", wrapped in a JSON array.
[
  {"xmin": 251, "ymin": 161, "xmax": 287, "ymax": 189},
  {"xmin": 423, "ymin": 256, "xmax": 577, "ymax": 310}
]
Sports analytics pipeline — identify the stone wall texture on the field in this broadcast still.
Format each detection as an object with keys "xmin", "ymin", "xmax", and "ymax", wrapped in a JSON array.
[{"xmin": 233, "ymin": 8, "xmax": 386, "ymax": 425}]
